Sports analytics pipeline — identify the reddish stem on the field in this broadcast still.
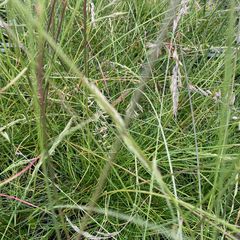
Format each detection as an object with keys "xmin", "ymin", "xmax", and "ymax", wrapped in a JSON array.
[
  {"xmin": 0, "ymin": 193, "xmax": 37, "ymax": 208},
  {"xmin": 0, "ymin": 156, "xmax": 40, "ymax": 186}
]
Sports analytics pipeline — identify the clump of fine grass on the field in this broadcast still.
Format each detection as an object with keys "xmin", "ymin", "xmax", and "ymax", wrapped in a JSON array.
[{"xmin": 0, "ymin": 0, "xmax": 240, "ymax": 239}]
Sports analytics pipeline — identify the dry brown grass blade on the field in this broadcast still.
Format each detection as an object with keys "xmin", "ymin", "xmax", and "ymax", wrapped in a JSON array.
[
  {"xmin": 170, "ymin": 0, "xmax": 189, "ymax": 117},
  {"xmin": 55, "ymin": 0, "xmax": 68, "ymax": 42},
  {"xmin": 171, "ymin": 62, "xmax": 180, "ymax": 117},
  {"xmin": 47, "ymin": 0, "xmax": 57, "ymax": 32}
]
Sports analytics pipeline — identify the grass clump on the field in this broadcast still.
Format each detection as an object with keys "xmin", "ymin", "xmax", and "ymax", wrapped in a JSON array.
[{"xmin": 0, "ymin": 0, "xmax": 240, "ymax": 239}]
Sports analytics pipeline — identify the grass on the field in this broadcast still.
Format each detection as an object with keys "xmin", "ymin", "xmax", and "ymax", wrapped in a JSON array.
[{"xmin": 0, "ymin": 0, "xmax": 240, "ymax": 239}]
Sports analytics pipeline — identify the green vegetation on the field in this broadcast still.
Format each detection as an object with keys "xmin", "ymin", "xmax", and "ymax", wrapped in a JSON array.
[{"xmin": 0, "ymin": 0, "xmax": 239, "ymax": 239}]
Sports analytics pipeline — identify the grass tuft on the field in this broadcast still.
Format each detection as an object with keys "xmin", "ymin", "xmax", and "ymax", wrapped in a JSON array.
[{"xmin": 0, "ymin": 0, "xmax": 240, "ymax": 239}]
